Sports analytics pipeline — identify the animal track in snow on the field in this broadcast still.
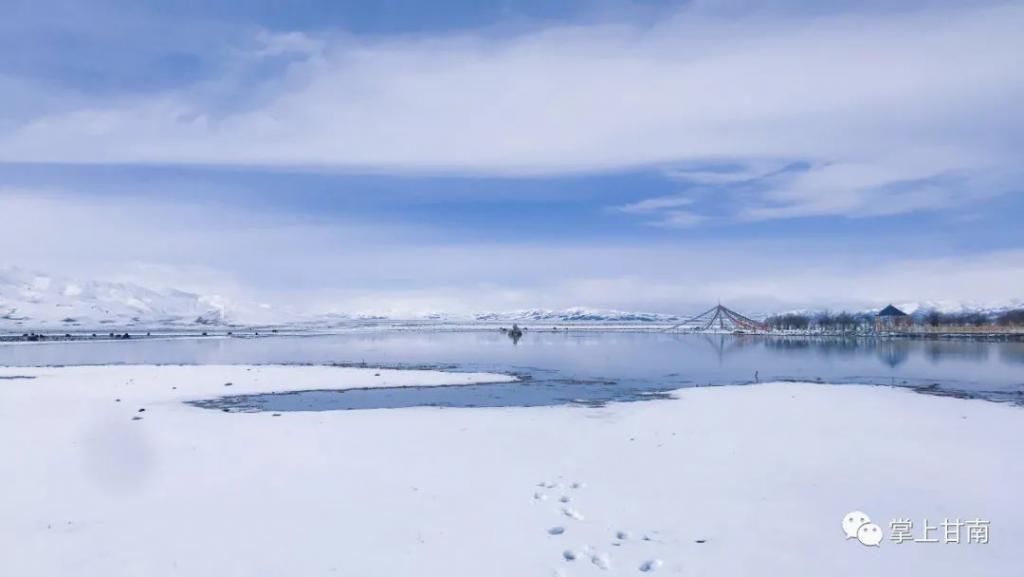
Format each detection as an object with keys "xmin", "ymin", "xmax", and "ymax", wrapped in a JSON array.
[
  {"xmin": 548, "ymin": 526, "xmax": 566, "ymax": 536},
  {"xmin": 559, "ymin": 496, "xmax": 571, "ymax": 503},
  {"xmin": 534, "ymin": 492, "xmax": 548, "ymax": 501},
  {"xmin": 562, "ymin": 550, "xmax": 577, "ymax": 561}
]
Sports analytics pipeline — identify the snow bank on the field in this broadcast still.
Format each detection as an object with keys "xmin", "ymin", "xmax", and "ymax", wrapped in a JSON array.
[
  {"xmin": 0, "ymin": 364, "xmax": 516, "ymax": 403},
  {"xmin": 0, "ymin": 370, "xmax": 1020, "ymax": 576}
]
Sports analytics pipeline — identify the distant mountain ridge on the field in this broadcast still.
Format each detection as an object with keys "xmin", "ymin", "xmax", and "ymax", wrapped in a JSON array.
[
  {"xmin": 472, "ymin": 307, "xmax": 684, "ymax": 323},
  {"xmin": 894, "ymin": 300, "xmax": 1024, "ymax": 318},
  {"xmin": 0, "ymin": 269, "xmax": 691, "ymax": 330},
  {"xmin": 774, "ymin": 300, "xmax": 1024, "ymax": 321},
  {"xmin": 4, "ymin": 267, "xmax": 1021, "ymax": 331},
  {"xmin": 0, "ymin": 267, "xmax": 228, "ymax": 330}
]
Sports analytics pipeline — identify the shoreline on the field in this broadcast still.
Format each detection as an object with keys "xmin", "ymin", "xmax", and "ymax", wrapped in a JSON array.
[
  {"xmin": 2, "ymin": 360, "xmax": 1023, "ymax": 409},
  {"xmin": 3, "ymin": 325, "xmax": 1024, "ymax": 343}
]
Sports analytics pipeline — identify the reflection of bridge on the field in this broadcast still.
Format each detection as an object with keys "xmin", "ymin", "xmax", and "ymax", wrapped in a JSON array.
[{"xmin": 667, "ymin": 304, "xmax": 768, "ymax": 334}]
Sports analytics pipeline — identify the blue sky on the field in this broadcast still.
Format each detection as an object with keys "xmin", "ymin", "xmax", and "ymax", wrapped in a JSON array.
[{"xmin": 1, "ymin": 0, "xmax": 1022, "ymax": 317}]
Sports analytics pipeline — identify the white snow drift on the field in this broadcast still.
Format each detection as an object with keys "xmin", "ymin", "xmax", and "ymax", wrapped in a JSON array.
[{"xmin": 0, "ymin": 366, "xmax": 1021, "ymax": 576}]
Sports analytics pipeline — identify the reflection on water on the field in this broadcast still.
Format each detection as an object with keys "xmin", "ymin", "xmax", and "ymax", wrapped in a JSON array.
[
  {"xmin": 761, "ymin": 337, "xmax": 921, "ymax": 367},
  {"xmin": 2, "ymin": 331, "xmax": 1023, "ymax": 409}
]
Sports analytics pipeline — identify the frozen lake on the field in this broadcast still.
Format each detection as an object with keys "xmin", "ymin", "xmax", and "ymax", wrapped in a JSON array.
[{"xmin": 2, "ymin": 331, "xmax": 1023, "ymax": 409}]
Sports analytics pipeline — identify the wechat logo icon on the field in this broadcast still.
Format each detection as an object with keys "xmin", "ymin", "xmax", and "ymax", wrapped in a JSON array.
[{"xmin": 843, "ymin": 511, "xmax": 882, "ymax": 547}]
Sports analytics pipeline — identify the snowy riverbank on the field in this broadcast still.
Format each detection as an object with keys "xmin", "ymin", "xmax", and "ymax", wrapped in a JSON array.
[{"xmin": 1, "ymin": 366, "xmax": 1021, "ymax": 576}]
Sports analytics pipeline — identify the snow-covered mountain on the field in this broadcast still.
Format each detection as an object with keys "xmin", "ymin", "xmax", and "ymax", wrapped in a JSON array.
[
  {"xmin": 772, "ymin": 301, "xmax": 1024, "ymax": 321},
  {"xmin": 471, "ymin": 307, "xmax": 684, "ymax": 323},
  {"xmin": 294, "ymin": 308, "xmax": 686, "ymax": 326},
  {"xmin": 0, "ymin": 269, "xmax": 693, "ymax": 331},
  {"xmin": 895, "ymin": 300, "xmax": 1024, "ymax": 318},
  {"xmin": 0, "ymin": 268, "xmax": 229, "ymax": 330},
  {"xmin": 7, "ymin": 266, "xmax": 1017, "ymax": 332}
]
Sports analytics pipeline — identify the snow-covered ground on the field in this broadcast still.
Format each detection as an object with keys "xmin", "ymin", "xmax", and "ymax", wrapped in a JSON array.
[
  {"xmin": 0, "ymin": 366, "xmax": 1021, "ymax": 576},
  {"xmin": 0, "ymin": 364, "xmax": 516, "ymax": 399}
]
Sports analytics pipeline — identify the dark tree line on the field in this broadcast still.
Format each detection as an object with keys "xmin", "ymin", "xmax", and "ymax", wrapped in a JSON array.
[
  {"xmin": 764, "ymin": 313, "xmax": 811, "ymax": 330},
  {"xmin": 814, "ymin": 311, "xmax": 872, "ymax": 332},
  {"xmin": 919, "ymin": 310, "xmax": 1024, "ymax": 327},
  {"xmin": 997, "ymin": 309, "xmax": 1024, "ymax": 326},
  {"xmin": 766, "ymin": 308, "xmax": 1024, "ymax": 331},
  {"xmin": 922, "ymin": 310, "xmax": 989, "ymax": 327},
  {"xmin": 765, "ymin": 311, "xmax": 871, "ymax": 332}
]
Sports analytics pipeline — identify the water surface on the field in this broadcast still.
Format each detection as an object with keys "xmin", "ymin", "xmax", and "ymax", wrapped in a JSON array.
[{"xmin": 2, "ymin": 331, "xmax": 1022, "ymax": 410}]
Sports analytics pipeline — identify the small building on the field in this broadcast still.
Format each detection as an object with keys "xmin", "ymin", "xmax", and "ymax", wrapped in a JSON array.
[{"xmin": 874, "ymin": 304, "xmax": 911, "ymax": 332}]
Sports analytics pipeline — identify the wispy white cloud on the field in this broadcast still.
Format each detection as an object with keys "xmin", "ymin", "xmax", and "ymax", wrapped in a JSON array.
[
  {"xmin": 3, "ymin": 186, "xmax": 1021, "ymax": 315},
  {"xmin": 653, "ymin": 210, "xmax": 708, "ymax": 229},
  {"xmin": 616, "ymin": 195, "xmax": 694, "ymax": 214},
  {"xmin": 663, "ymin": 161, "xmax": 787, "ymax": 185},
  {"xmin": 615, "ymin": 154, "xmax": 1018, "ymax": 226},
  {"xmin": 0, "ymin": 5, "xmax": 1019, "ymax": 168},
  {"xmin": 740, "ymin": 161, "xmax": 976, "ymax": 220},
  {"xmin": 613, "ymin": 195, "xmax": 708, "ymax": 228}
]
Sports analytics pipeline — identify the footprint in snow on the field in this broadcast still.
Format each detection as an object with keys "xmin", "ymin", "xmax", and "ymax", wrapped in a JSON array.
[
  {"xmin": 639, "ymin": 559, "xmax": 663, "ymax": 572},
  {"xmin": 570, "ymin": 482, "xmax": 585, "ymax": 489},
  {"xmin": 616, "ymin": 530, "xmax": 630, "ymax": 541},
  {"xmin": 534, "ymin": 492, "xmax": 548, "ymax": 501},
  {"xmin": 590, "ymin": 552, "xmax": 611, "ymax": 570},
  {"xmin": 559, "ymin": 496, "xmax": 571, "ymax": 503},
  {"xmin": 641, "ymin": 531, "xmax": 663, "ymax": 543},
  {"xmin": 562, "ymin": 550, "xmax": 577, "ymax": 562},
  {"xmin": 561, "ymin": 507, "xmax": 584, "ymax": 521},
  {"xmin": 548, "ymin": 526, "xmax": 566, "ymax": 536}
]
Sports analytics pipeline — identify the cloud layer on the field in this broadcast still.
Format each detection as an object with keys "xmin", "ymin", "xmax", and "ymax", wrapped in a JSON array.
[
  {"xmin": 1, "ymin": 6, "xmax": 1020, "ymax": 166},
  {"xmin": 3, "ymin": 189, "xmax": 1023, "ymax": 317},
  {"xmin": 3, "ymin": 2, "xmax": 1021, "ymax": 223},
  {"xmin": 1, "ymin": 1, "xmax": 1022, "ymax": 315}
]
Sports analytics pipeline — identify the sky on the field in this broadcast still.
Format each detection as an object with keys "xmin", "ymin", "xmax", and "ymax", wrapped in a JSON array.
[{"xmin": 1, "ymin": 0, "xmax": 1022, "ymax": 318}]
